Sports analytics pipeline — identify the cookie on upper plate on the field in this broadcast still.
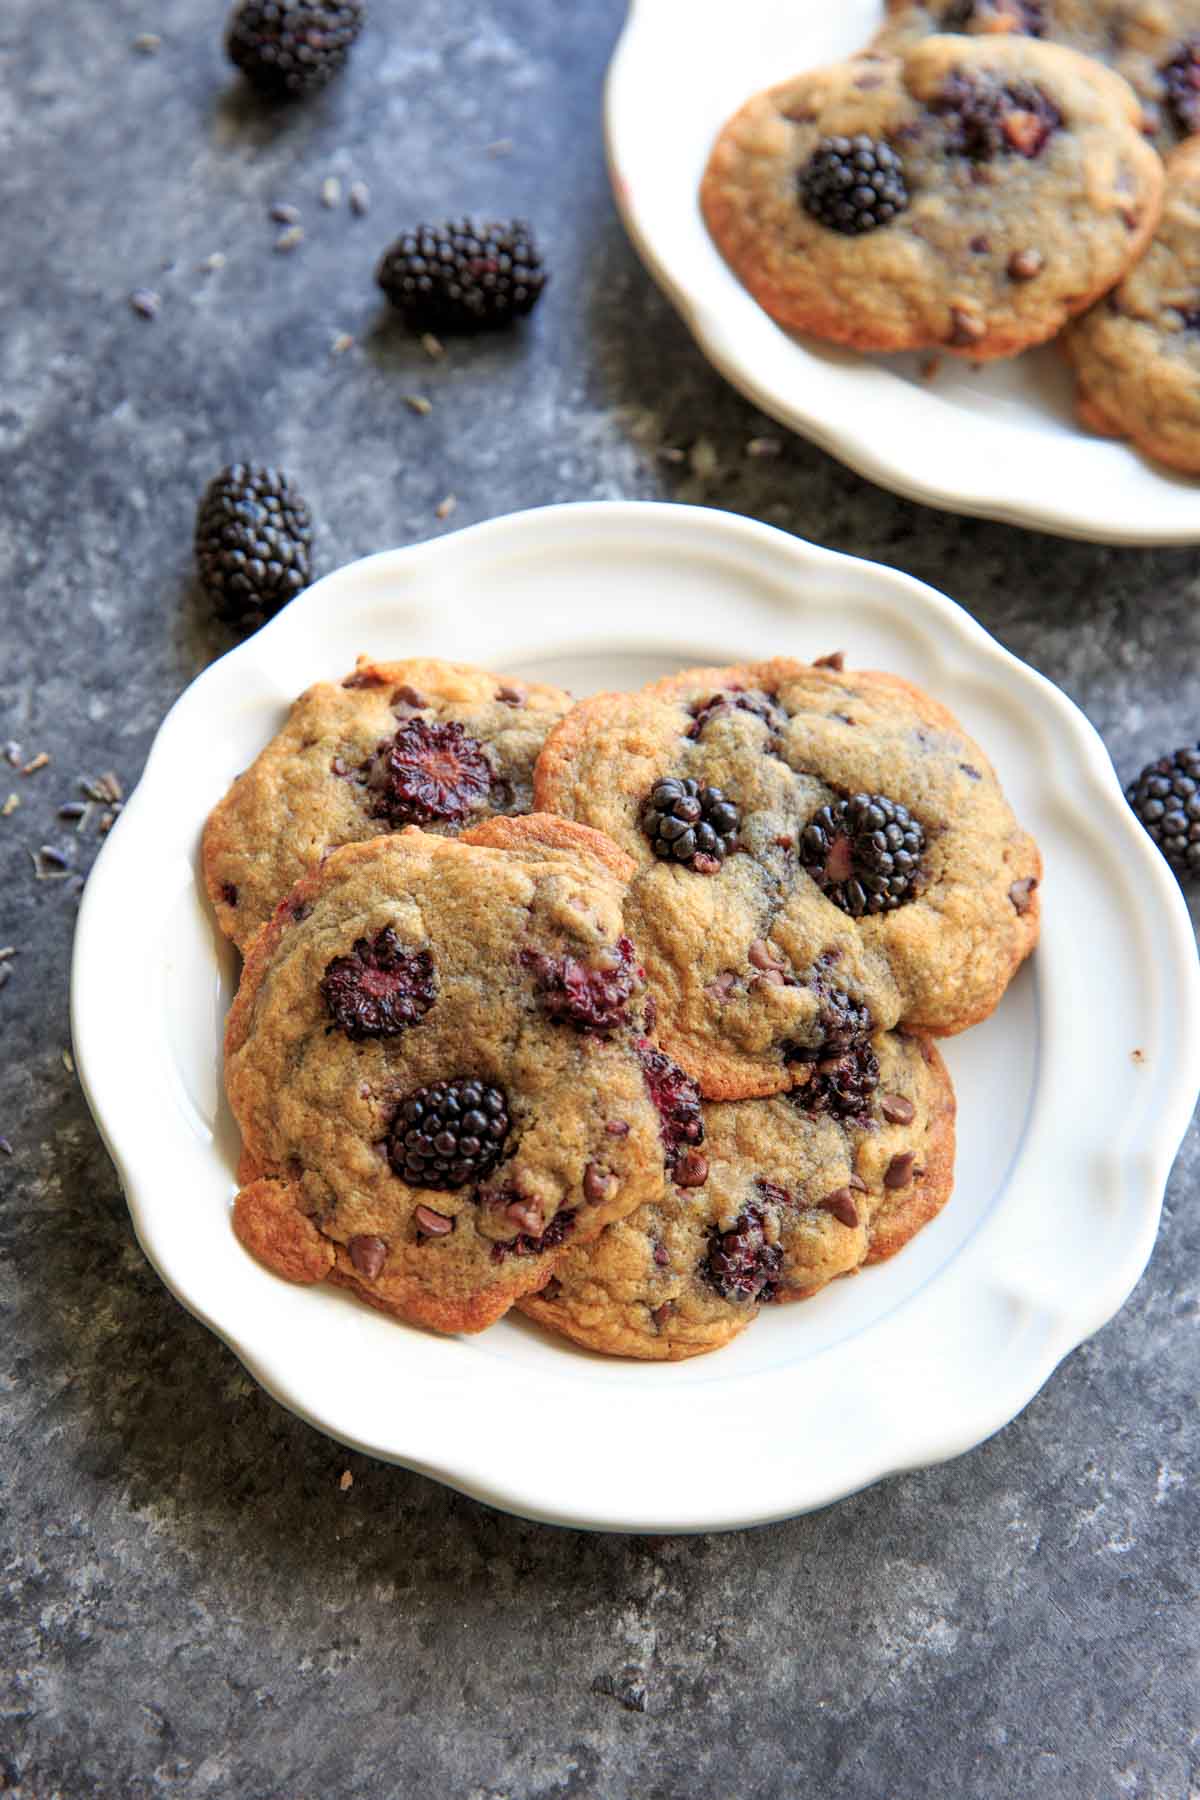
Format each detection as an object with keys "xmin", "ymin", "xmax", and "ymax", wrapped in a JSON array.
[
  {"xmin": 700, "ymin": 35, "xmax": 1163, "ymax": 357},
  {"xmin": 872, "ymin": 1, "xmax": 1200, "ymax": 151},
  {"xmin": 226, "ymin": 815, "xmax": 690, "ymax": 1335},
  {"xmin": 533, "ymin": 656, "xmax": 1040, "ymax": 1099},
  {"xmin": 520, "ymin": 1031, "xmax": 956, "ymax": 1361},
  {"xmin": 203, "ymin": 656, "xmax": 573, "ymax": 952},
  {"xmin": 1062, "ymin": 138, "xmax": 1200, "ymax": 472}
]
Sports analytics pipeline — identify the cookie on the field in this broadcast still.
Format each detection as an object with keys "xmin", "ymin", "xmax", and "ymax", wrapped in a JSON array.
[
  {"xmin": 700, "ymin": 35, "xmax": 1163, "ymax": 357},
  {"xmin": 1062, "ymin": 138, "xmax": 1200, "ymax": 472},
  {"xmin": 533, "ymin": 656, "xmax": 1041, "ymax": 1099},
  {"xmin": 203, "ymin": 656, "xmax": 573, "ymax": 952},
  {"xmin": 226, "ymin": 815, "xmax": 686, "ymax": 1335},
  {"xmin": 873, "ymin": 1, "xmax": 1200, "ymax": 150},
  {"xmin": 520, "ymin": 1031, "xmax": 956, "ymax": 1361}
]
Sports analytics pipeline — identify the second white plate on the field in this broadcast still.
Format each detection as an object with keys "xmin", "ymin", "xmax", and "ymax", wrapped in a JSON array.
[{"xmin": 605, "ymin": 0, "xmax": 1200, "ymax": 543}]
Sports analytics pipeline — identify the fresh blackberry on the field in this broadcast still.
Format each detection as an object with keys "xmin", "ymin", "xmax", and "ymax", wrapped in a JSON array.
[
  {"xmin": 800, "ymin": 793, "xmax": 925, "ymax": 916},
  {"xmin": 387, "ymin": 1079, "xmax": 510, "ymax": 1190},
  {"xmin": 195, "ymin": 463, "xmax": 313, "ymax": 627},
  {"xmin": 642, "ymin": 777, "xmax": 740, "ymax": 875},
  {"xmin": 320, "ymin": 929, "xmax": 435, "ymax": 1040},
  {"xmin": 226, "ymin": 0, "xmax": 364, "ymax": 98},
  {"xmin": 1162, "ymin": 39, "xmax": 1200, "ymax": 137},
  {"xmin": 638, "ymin": 1045, "xmax": 704, "ymax": 1176},
  {"xmin": 704, "ymin": 1207, "xmax": 783, "ymax": 1304},
  {"xmin": 790, "ymin": 1041, "xmax": 881, "ymax": 1124},
  {"xmin": 376, "ymin": 220, "xmax": 546, "ymax": 331},
  {"xmin": 800, "ymin": 136, "xmax": 909, "ymax": 235},
  {"xmin": 365, "ymin": 718, "xmax": 492, "ymax": 828},
  {"xmin": 940, "ymin": 0, "xmax": 1045, "ymax": 33},
  {"xmin": 935, "ymin": 72, "xmax": 1061, "ymax": 160},
  {"xmin": 1127, "ymin": 744, "xmax": 1200, "ymax": 878},
  {"xmin": 521, "ymin": 936, "xmax": 642, "ymax": 1035}
]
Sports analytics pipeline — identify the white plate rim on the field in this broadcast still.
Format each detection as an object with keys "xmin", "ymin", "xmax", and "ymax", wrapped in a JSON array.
[
  {"xmin": 70, "ymin": 500, "xmax": 1200, "ymax": 1531},
  {"xmin": 604, "ymin": 0, "xmax": 1200, "ymax": 546}
]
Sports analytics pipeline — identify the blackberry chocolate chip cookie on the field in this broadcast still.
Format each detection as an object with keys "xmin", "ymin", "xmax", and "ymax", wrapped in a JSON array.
[
  {"xmin": 873, "ymin": 1, "xmax": 1200, "ymax": 149},
  {"xmin": 203, "ymin": 656, "xmax": 572, "ymax": 952},
  {"xmin": 700, "ymin": 35, "xmax": 1163, "ymax": 357},
  {"xmin": 521, "ymin": 1031, "xmax": 956, "ymax": 1361},
  {"xmin": 226, "ymin": 816, "xmax": 682, "ymax": 1335},
  {"xmin": 533, "ymin": 657, "xmax": 1040, "ymax": 1099},
  {"xmin": 1062, "ymin": 137, "xmax": 1200, "ymax": 471}
]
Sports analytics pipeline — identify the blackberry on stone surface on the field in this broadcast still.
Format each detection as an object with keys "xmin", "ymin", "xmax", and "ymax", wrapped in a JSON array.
[
  {"xmin": 365, "ymin": 718, "xmax": 492, "ymax": 828},
  {"xmin": 935, "ymin": 72, "xmax": 1061, "ymax": 160},
  {"xmin": 1127, "ymin": 744, "xmax": 1200, "ymax": 878},
  {"xmin": 940, "ymin": 0, "xmax": 1045, "ymax": 33},
  {"xmin": 226, "ymin": 0, "xmax": 364, "ymax": 99},
  {"xmin": 376, "ymin": 220, "xmax": 546, "ymax": 331},
  {"xmin": 800, "ymin": 792, "xmax": 925, "ymax": 916},
  {"xmin": 638, "ymin": 1045, "xmax": 705, "ymax": 1176},
  {"xmin": 521, "ymin": 936, "xmax": 642, "ymax": 1035},
  {"xmin": 642, "ymin": 777, "xmax": 740, "ymax": 874},
  {"xmin": 320, "ymin": 929, "xmax": 435, "ymax": 1040},
  {"xmin": 387, "ymin": 1079, "xmax": 510, "ymax": 1190},
  {"xmin": 790, "ymin": 1041, "xmax": 881, "ymax": 1125},
  {"xmin": 1162, "ymin": 39, "xmax": 1200, "ymax": 137},
  {"xmin": 800, "ymin": 136, "xmax": 909, "ymax": 235},
  {"xmin": 194, "ymin": 463, "xmax": 313, "ymax": 628},
  {"xmin": 703, "ymin": 1207, "xmax": 783, "ymax": 1305}
]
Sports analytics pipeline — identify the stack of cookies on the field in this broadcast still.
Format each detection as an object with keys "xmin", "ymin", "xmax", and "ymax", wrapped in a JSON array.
[
  {"xmin": 701, "ymin": 2, "xmax": 1200, "ymax": 474},
  {"xmin": 204, "ymin": 652, "xmax": 1040, "ymax": 1360}
]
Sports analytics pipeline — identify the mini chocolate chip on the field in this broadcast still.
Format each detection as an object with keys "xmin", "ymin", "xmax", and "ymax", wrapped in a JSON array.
[
  {"xmin": 414, "ymin": 1205, "xmax": 454, "ymax": 1237},
  {"xmin": 674, "ymin": 1151, "xmax": 709, "ymax": 1188},
  {"xmin": 291, "ymin": 900, "xmax": 312, "ymax": 922},
  {"xmin": 343, "ymin": 670, "xmax": 386, "ymax": 689},
  {"xmin": 651, "ymin": 1303, "xmax": 674, "ymax": 1328},
  {"xmin": 880, "ymin": 1093, "xmax": 916, "ymax": 1125},
  {"xmin": 583, "ymin": 1163, "xmax": 615, "ymax": 1204},
  {"xmin": 605, "ymin": 1119, "xmax": 631, "ymax": 1137},
  {"xmin": 969, "ymin": 234, "xmax": 991, "ymax": 254},
  {"xmin": 1008, "ymin": 248, "xmax": 1044, "ymax": 281},
  {"xmin": 496, "ymin": 682, "xmax": 526, "ymax": 706},
  {"xmin": 653, "ymin": 1242, "xmax": 670, "ymax": 1267},
  {"xmin": 949, "ymin": 305, "xmax": 985, "ymax": 346},
  {"xmin": 390, "ymin": 684, "xmax": 426, "ymax": 707},
  {"xmin": 1009, "ymin": 876, "xmax": 1038, "ymax": 915},
  {"xmin": 348, "ymin": 1234, "xmax": 388, "ymax": 1277},
  {"xmin": 813, "ymin": 651, "xmax": 845, "ymax": 671},
  {"xmin": 540, "ymin": 1276, "xmax": 562, "ymax": 1300},
  {"xmin": 221, "ymin": 882, "xmax": 238, "ymax": 906},
  {"xmin": 821, "ymin": 1188, "xmax": 859, "ymax": 1229},
  {"xmin": 848, "ymin": 1173, "xmax": 868, "ymax": 1192},
  {"xmin": 884, "ymin": 1152, "xmax": 915, "ymax": 1190}
]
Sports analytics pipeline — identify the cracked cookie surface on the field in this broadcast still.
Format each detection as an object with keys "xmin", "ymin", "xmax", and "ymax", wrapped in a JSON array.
[
  {"xmin": 533, "ymin": 656, "xmax": 1040, "ymax": 1099},
  {"xmin": 203, "ymin": 656, "xmax": 572, "ymax": 952},
  {"xmin": 700, "ymin": 35, "xmax": 1163, "ymax": 357},
  {"xmin": 520, "ymin": 1031, "xmax": 956, "ymax": 1360},
  {"xmin": 1063, "ymin": 138, "xmax": 1200, "ymax": 472},
  {"xmin": 226, "ymin": 816, "xmax": 678, "ymax": 1335}
]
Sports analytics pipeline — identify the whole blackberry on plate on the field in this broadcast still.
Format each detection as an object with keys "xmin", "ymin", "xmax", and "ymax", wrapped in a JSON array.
[
  {"xmin": 799, "ymin": 136, "xmax": 909, "ymax": 235},
  {"xmin": 226, "ymin": 0, "xmax": 364, "ymax": 98},
  {"xmin": 1162, "ymin": 39, "xmax": 1200, "ymax": 138},
  {"xmin": 800, "ymin": 792, "xmax": 925, "ymax": 916},
  {"xmin": 376, "ymin": 220, "xmax": 546, "ymax": 331},
  {"xmin": 194, "ymin": 463, "xmax": 313, "ymax": 628},
  {"xmin": 642, "ymin": 777, "xmax": 739, "ymax": 874},
  {"xmin": 387, "ymin": 1079, "xmax": 510, "ymax": 1190},
  {"xmin": 1127, "ymin": 744, "xmax": 1200, "ymax": 878}
]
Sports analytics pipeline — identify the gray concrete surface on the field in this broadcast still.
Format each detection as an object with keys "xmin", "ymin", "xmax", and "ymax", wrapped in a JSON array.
[{"xmin": 1, "ymin": 2, "xmax": 1198, "ymax": 1795}]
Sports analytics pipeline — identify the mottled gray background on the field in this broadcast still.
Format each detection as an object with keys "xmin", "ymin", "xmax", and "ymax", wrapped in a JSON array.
[{"xmin": 2, "ymin": 3, "xmax": 1198, "ymax": 1796}]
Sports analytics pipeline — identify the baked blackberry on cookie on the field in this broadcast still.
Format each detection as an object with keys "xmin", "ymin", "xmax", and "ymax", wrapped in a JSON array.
[
  {"xmin": 533, "ymin": 656, "xmax": 1040, "ymax": 1099},
  {"xmin": 226, "ymin": 816, "xmax": 683, "ymax": 1335},
  {"xmin": 700, "ymin": 35, "xmax": 1163, "ymax": 356},
  {"xmin": 203, "ymin": 656, "xmax": 572, "ymax": 952},
  {"xmin": 873, "ymin": 1, "xmax": 1200, "ymax": 150},
  {"xmin": 1063, "ymin": 138, "xmax": 1200, "ymax": 473},
  {"xmin": 521, "ymin": 1030, "xmax": 956, "ymax": 1361}
]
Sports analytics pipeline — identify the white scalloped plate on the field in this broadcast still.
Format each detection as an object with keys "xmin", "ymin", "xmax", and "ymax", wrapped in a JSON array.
[
  {"xmin": 606, "ymin": 0, "xmax": 1200, "ymax": 544},
  {"xmin": 71, "ymin": 503, "xmax": 1200, "ymax": 1530}
]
